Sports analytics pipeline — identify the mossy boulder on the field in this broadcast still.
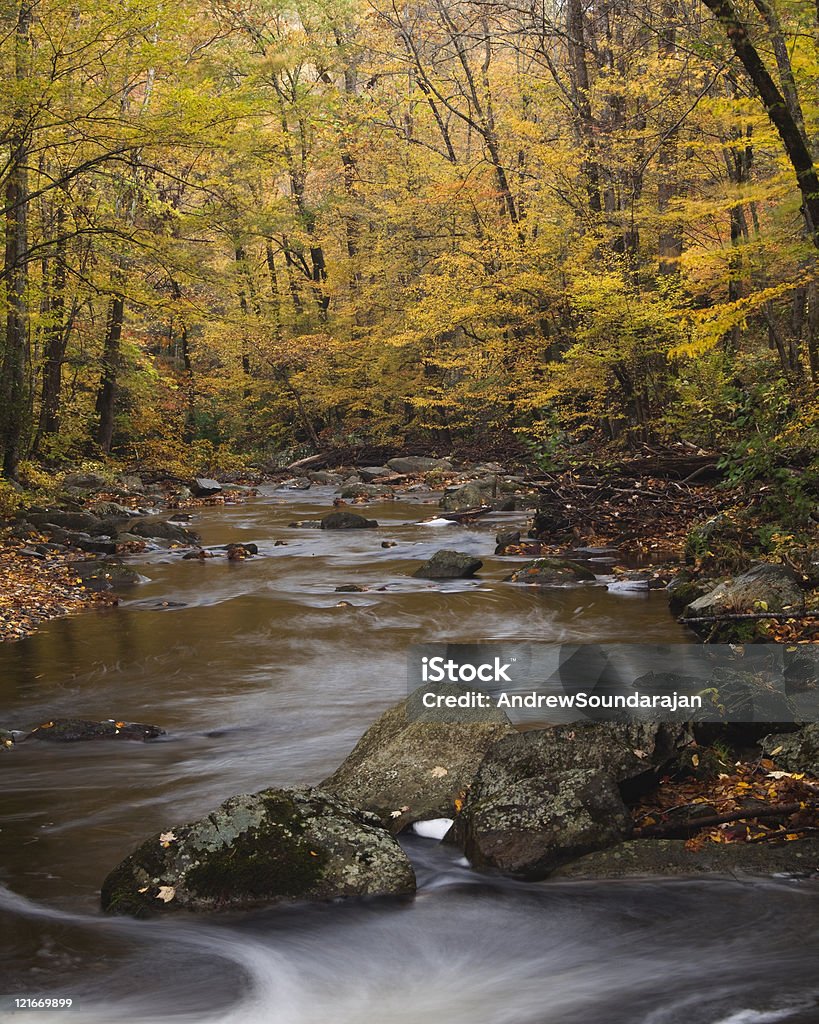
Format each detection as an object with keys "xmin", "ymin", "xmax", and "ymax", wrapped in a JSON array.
[
  {"xmin": 72, "ymin": 559, "xmax": 142, "ymax": 591},
  {"xmin": 101, "ymin": 787, "xmax": 415, "ymax": 917},
  {"xmin": 505, "ymin": 558, "xmax": 595, "ymax": 584},
  {"xmin": 322, "ymin": 686, "xmax": 513, "ymax": 832}
]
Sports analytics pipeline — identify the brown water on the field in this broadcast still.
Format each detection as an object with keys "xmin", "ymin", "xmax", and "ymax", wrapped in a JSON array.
[{"xmin": 2, "ymin": 487, "xmax": 818, "ymax": 1024}]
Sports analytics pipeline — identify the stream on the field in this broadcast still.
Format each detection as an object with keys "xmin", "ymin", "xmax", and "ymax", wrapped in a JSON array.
[{"xmin": 2, "ymin": 486, "xmax": 819, "ymax": 1023}]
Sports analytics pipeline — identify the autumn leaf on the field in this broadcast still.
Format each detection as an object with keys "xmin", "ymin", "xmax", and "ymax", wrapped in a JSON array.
[
  {"xmin": 430, "ymin": 766, "xmax": 449, "ymax": 778},
  {"xmin": 156, "ymin": 886, "xmax": 176, "ymax": 902}
]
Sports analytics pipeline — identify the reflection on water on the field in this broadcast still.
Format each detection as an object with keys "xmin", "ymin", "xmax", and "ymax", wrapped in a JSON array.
[{"xmin": 1, "ymin": 488, "xmax": 815, "ymax": 1023}]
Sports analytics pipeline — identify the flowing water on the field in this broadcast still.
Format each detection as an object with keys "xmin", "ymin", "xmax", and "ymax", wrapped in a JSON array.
[{"xmin": 2, "ymin": 487, "xmax": 818, "ymax": 1023}]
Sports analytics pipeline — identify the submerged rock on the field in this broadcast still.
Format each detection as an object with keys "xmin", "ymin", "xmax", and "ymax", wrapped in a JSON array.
[
  {"xmin": 505, "ymin": 558, "xmax": 595, "ymax": 584},
  {"xmin": 100, "ymin": 787, "xmax": 415, "ymax": 916},
  {"xmin": 412, "ymin": 550, "xmax": 483, "ymax": 579},
  {"xmin": 320, "ymin": 511, "xmax": 378, "ymax": 529},
  {"xmin": 71, "ymin": 559, "xmax": 142, "ymax": 591},
  {"xmin": 24, "ymin": 719, "xmax": 165, "ymax": 742},
  {"xmin": 322, "ymin": 686, "xmax": 513, "ymax": 831}
]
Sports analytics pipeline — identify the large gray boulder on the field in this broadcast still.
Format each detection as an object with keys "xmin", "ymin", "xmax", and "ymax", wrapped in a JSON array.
[
  {"xmin": 451, "ymin": 768, "xmax": 631, "ymax": 878},
  {"xmin": 412, "ymin": 550, "xmax": 483, "ymax": 579},
  {"xmin": 320, "ymin": 511, "xmax": 378, "ymax": 529},
  {"xmin": 63, "ymin": 471, "xmax": 108, "ymax": 492},
  {"xmin": 358, "ymin": 466, "xmax": 392, "ymax": 482},
  {"xmin": 447, "ymin": 721, "xmax": 687, "ymax": 878},
  {"xmin": 322, "ymin": 686, "xmax": 513, "ymax": 831},
  {"xmin": 387, "ymin": 457, "xmax": 452, "ymax": 475},
  {"xmin": 101, "ymin": 787, "xmax": 415, "ymax": 917},
  {"xmin": 685, "ymin": 562, "xmax": 804, "ymax": 619},
  {"xmin": 440, "ymin": 483, "xmax": 485, "ymax": 512},
  {"xmin": 191, "ymin": 477, "xmax": 222, "ymax": 496},
  {"xmin": 129, "ymin": 519, "xmax": 201, "ymax": 544}
]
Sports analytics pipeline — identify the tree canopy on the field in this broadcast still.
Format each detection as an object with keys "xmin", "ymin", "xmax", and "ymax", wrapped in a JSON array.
[{"xmin": 1, "ymin": 0, "xmax": 818, "ymax": 480}]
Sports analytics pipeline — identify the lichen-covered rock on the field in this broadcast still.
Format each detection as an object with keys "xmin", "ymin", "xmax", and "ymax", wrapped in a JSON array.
[
  {"xmin": 100, "ymin": 787, "xmax": 415, "ymax": 916},
  {"xmin": 320, "ymin": 511, "xmax": 378, "ymax": 529},
  {"xmin": 447, "ymin": 721, "xmax": 688, "ymax": 878},
  {"xmin": 412, "ymin": 550, "xmax": 483, "ymax": 579},
  {"xmin": 685, "ymin": 563, "xmax": 804, "ymax": 620},
  {"xmin": 450, "ymin": 768, "xmax": 631, "ymax": 878},
  {"xmin": 505, "ymin": 558, "xmax": 595, "ymax": 584},
  {"xmin": 129, "ymin": 519, "xmax": 201, "ymax": 544},
  {"xmin": 322, "ymin": 686, "xmax": 513, "ymax": 831},
  {"xmin": 761, "ymin": 724, "xmax": 819, "ymax": 774},
  {"xmin": 24, "ymin": 719, "xmax": 165, "ymax": 742},
  {"xmin": 439, "ymin": 483, "xmax": 485, "ymax": 512}
]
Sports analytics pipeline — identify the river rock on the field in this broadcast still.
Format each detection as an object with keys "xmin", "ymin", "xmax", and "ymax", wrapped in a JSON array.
[
  {"xmin": 116, "ymin": 474, "xmax": 144, "ymax": 494},
  {"xmin": 1, "ymin": 729, "xmax": 15, "ymax": 750},
  {"xmin": 359, "ymin": 466, "xmax": 392, "ymax": 482},
  {"xmin": 439, "ymin": 483, "xmax": 485, "ymax": 512},
  {"xmin": 760, "ymin": 724, "xmax": 819, "ymax": 774},
  {"xmin": 24, "ymin": 719, "xmax": 165, "ymax": 742},
  {"xmin": 450, "ymin": 768, "xmax": 631, "ymax": 878},
  {"xmin": 62, "ymin": 471, "xmax": 108, "ymax": 492},
  {"xmin": 340, "ymin": 483, "xmax": 383, "ymax": 499},
  {"xmin": 71, "ymin": 559, "xmax": 142, "ymax": 590},
  {"xmin": 29, "ymin": 510, "xmax": 101, "ymax": 533},
  {"xmin": 505, "ymin": 558, "xmax": 595, "ymax": 584},
  {"xmin": 550, "ymin": 837, "xmax": 819, "ymax": 879},
  {"xmin": 412, "ymin": 550, "xmax": 483, "ymax": 579},
  {"xmin": 279, "ymin": 477, "xmax": 312, "ymax": 490},
  {"xmin": 129, "ymin": 519, "xmax": 201, "ymax": 544},
  {"xmin": 307, "ymin": 471, "xmax": 344, "ymax": 485},
  {"xmin": 191, "ymin": 477, "xmax": 222, "ymax": 497},
  {"xmin": 495, "ymin": 529, "xmax": 521, "ymax": 554},
  {"xmin": 447, "ymin": 721, "xmax": 687, "ymax": 877},
  {"xmin": 387, "ymin": 457, "xmax": 452, "ymax": 475},
  {"xmin": 322, "ymin": 686, "xmax": 513, "ymax": 831},
  {"xmin": 320, "ymin": 511, "xmax": 378, "ymax": 529},
  {"xmin": 100, "ymin": 787, "xmax": 416, "ymax": 916},
  {"xmin": 683, "ymin": 563, "xmax": 804, "ymax": 620}
]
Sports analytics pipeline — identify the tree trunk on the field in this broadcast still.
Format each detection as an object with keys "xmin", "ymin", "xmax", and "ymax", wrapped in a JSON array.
[
  {"xmin": 0, "ymin": 0, "xmax": 33, "ymax": 478},
  {"xmin": 701, "ymin": 0, "xmax": 819, "ymax": 242},
  {"xmin": 95, "ymin": 281, "xmax": 125, "ymax": 454}
]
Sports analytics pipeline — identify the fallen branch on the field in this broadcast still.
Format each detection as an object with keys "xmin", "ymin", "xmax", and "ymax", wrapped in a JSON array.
[
  {"xmin": 635, "ymin": 801, "xmax": 805, "ymax": 839},
  {"xmin": 679, "ymin": 611, "xmax": 819, "ymax": 624}
]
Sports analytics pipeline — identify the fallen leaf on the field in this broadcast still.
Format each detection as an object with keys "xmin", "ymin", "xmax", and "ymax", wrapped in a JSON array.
[
  {"xmin": 430, "ymin": 765, "xmax": 448, "ymax": 778},
  {"xmin": 156, "ymin": 886, "xmax": 176, "ymax": 902},
  {"xmin": 159, "ymin": 831, "xmax": 177, "ymax": 846}
]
